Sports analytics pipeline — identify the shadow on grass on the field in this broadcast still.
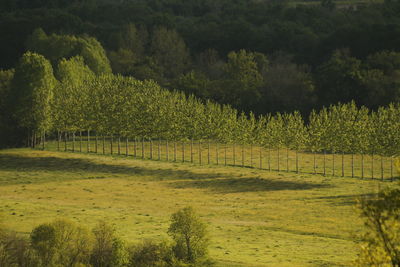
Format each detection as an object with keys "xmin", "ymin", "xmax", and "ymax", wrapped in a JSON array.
[
  {"xmin": 313, "ymin": 193, "xmax": 377, "ymax": 206},
  {"xmin": 0, "ymin": 152, "xmax": 332, "ymax": 193},
  {"xmin": 170, "ymin": 177, "xmax": 331, "ymax": 193}
]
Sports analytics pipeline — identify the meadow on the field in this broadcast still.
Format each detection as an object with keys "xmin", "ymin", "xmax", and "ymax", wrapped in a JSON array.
[{"xmin": 1, "ymin": 148, "xmax": 398, "ymax": 266}]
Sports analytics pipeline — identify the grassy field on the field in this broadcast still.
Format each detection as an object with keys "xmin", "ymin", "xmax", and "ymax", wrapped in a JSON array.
[{"xmin": 0, "ymin": 148, "xmax": 398, "ymax": 266}]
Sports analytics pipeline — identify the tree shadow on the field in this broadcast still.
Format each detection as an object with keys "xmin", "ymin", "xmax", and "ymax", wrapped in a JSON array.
[
  {"xmin": 0, "ymin": 153, "xmax": 332, "ymax": 193},
  {"xmin": 0, "ymin": 153, "xmax": 224, "ymax": 185},
  {"xmin": 169, "ymin": 177, "xmax": 331, "ymax": 193},
  {"xmin": 313, "ymin": 193, "xmax": 377, "ymax": 206}
]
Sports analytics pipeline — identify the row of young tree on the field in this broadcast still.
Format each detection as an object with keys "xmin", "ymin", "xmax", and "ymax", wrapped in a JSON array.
[
  {"xmin": 1, "ymin": 49, "xmax": 399, "ymax": 158},
  {"xmin": 0, "ymin": 207, "xmax": 212, "ymax": 267}
]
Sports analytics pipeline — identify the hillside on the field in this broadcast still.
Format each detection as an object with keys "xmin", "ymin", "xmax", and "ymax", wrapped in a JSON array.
[{"xmin": 1, "ymin": 148, "xmax": 397, "ymax": 266}]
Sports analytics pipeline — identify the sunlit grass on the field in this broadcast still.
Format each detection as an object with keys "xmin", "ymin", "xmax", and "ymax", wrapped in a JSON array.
[{"xmin": 0, "ymin": 148, "xmax": 398, "ymax": 266}]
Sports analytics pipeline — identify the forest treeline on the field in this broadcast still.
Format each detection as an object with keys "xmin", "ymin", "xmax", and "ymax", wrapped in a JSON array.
[
  {"xmin": 0, "ymin": 46, "xmax": 399, "ymax": 156},
  {"xmin": 1, "ymin": 0, "xmax": 400, "ymax": 115}
]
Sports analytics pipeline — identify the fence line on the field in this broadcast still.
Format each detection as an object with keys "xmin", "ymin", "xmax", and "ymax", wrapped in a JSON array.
[{"xmin": 34, "ymin": 132, "xmax": 399, "ymax": 181}]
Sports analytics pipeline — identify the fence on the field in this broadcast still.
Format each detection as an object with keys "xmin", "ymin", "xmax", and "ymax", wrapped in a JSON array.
[{"xmin": 31, "ymin": 131, "xmax": 399, "ymax": 181}]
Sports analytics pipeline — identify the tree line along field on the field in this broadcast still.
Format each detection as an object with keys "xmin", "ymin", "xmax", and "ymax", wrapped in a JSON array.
[
  {"xmin": 0, "ymin": 148, "xmax": 398, "ymax": 266},
  {"xmin": 42, "ymin": 138, "xmax": 398, "ymax": 181}
]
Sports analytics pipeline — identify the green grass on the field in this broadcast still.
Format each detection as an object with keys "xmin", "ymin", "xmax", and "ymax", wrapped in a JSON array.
[{"xmin": 0, "ymin": 148, "xmax": 399, "ymax": 266}]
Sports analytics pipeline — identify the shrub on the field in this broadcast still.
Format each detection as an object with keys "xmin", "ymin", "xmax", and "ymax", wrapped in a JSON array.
[
  {"xmin": 90, "ymin": 220, "xmax": 128, "ymax": 267},
  {"xmin": 31, "ymin": 219, "xmax": 92, "ymax": 266},
  {"xmin": 128, "ymin": 240, "xmax": 176, "ymax": 267}
]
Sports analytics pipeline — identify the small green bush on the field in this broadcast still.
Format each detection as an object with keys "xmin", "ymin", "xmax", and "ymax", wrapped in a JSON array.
[{"xmin": 128, "ymin": 240, "xmax": 176, "ymax": 267}]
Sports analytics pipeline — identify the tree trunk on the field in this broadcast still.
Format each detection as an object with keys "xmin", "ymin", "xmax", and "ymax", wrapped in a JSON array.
[
  {"xmin": 134, "ymin": 137, "xmax": 137, "ymax": 158},
  {"xmin": 57, "ymin": 131, "xmax": 60, "ymax": 151},
  {"xmin": 87, "ymin": 130, "xmax": 90, "ymax": 153},
  {"xmin": 182, "ymin": 141, "xmax": 185, "ymax": 163},
  {"xmin": 150, "ymin": 138, "xmax": 153, "ymax": 160},
  {"xmin": 126, "ymin": 137, "xmax": 129, "ymax": 156},
  {"xmin": 313, "ymin": 151, "xmax": 316, "ymax": 174},
  {"xmin": 341, "ymin": 152, "xmax": 344, "ymax": 177},
  {"xmin": 174, "ymin": 141, "xmax": 177, "ymax": 162},
  {"xmin": 260, "ymin": 145, "xmax": 262, "ymax": 169},
  {"xmin": 79, "ymin": 131, "xmax": 82, "ymax": 152},
  {"xmin": 64, "ymin": 132, "xmax": 67, "ymax": 152},
  {"xmin": 216, "ymin": 142, "xmax": 219, "ymax": 165},
  {"xmin": 391, "ymin": 157, "xmax": 393, "ymax": 181},
  {"xmin": 242, "ymin": 144, "xmax": 245, "ymax": 167},
  {"xmin": 118, "ymin": 136, "xmax": 121, "ymax": 155},
  {"xmin": 208, "ymin": 140, "xmax": 210, "ymax": 165},
  {"xmin": 198, "ymin": 141, "xmax": 201, "ymax": 165},
  {"xmin": 233, "ymin": 144, "xmax": 236, "ymax": 166},
  {"xmin": 286, "ymin": 147, "xmax": 289, "ymax": 172},
  {"xmin": 250, "ymin": 144, "xmax": 253, "ymax": 167},
  {"xmin": 158, "ymin": 138, "xmax": 161, "ymax": 160},
  {"xmin": 72, "ymin": 132, "xmax": 75, "ymax": 152},
  {"xmin": 141, "ymin": 137, "xmax": 145, "ymax": 159},
  {"xmin": 372, "ymin": 154, "xmax": 374, "ymax": 179},
  {"xmin": 224, "ymin": 144, "xmax": 227, "ymax": 166},
  {"xmin": 166, "ymin": 140, "xmax": 169, "ymax": 161},
  {"xmin": 42, "ymin": 131, "xmax": 45, "ymax": 150},
  {"xmin": 361, "ymin": 153, "xmax": 364, "ymax": 179},
  {"xmin": 95, "ymin": 134, "xmax": 98, "ymax": 154},
  {"xmin": 102, "ymin": 136, "xmax": 105, "ymax": 155},
  {"xmin": 110, "ymin": 135, "xmax": 113, "ymax": 155},
  {"xmin": 277, "ymin": 147, "xmax": 280, "ymax": 172},
  {"xmin": 268, "ymin": 146, "xmax": 271, "ymax": 171},
  {"xmin": 381, "ymin": 155, "xmax": 384, "ymax": 181},
  {"xmin": 190, "ymin": 139, "xmax": 193, "ymax": 163}
]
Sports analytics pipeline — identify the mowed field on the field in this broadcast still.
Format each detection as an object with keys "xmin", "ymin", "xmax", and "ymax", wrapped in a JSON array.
[{"xmin": 0, "ymin": 148, "xmax": 398, "ymax": 266}]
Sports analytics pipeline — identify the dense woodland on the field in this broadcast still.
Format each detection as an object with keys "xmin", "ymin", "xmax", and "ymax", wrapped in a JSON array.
[{"xmin": 1, "ymin": 0, "xmax": 400, "ymax": 149}]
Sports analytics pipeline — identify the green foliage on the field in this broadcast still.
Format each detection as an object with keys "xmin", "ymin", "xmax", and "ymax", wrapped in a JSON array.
[
  {"xmin": 91, "ymin": 221, "xmax": 128, "ymax": 267},
  {"xmin": 10, "ymin": 52, "xmax": 56, "ymax": 134},
  {"xmin": 26, "ymin": 28, "xmax": 111, "ymax": 75},
  {"xmin": 356, "ymin": 189, "xmax": 400, "ymax": 266},
  {"xmin": 128, "ymin": 240, "xmax": 175, "ymax": 267},
  {"xmin": 396, "ymin": 158, "xmax": 400, "ymax": 176},
  {"xmin": 168, "ymin": 207, "xmax": 209, "ymax": 264},
  {"xmin": 31, "ymin": 219, "xmax": 92, "ymax": 267}
]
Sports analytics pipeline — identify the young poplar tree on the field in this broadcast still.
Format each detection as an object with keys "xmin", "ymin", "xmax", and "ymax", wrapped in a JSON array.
[{"xmin": 10, "ymin": 52, "xmax": 56, "ymax": 145}]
